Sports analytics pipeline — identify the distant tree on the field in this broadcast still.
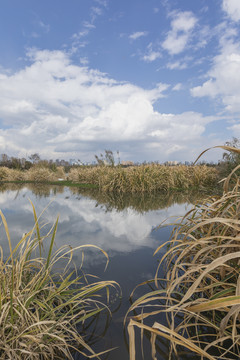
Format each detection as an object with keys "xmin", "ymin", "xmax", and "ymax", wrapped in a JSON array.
[
  {"xmin": 219, "ymin": 137, "xmax": 240, "ymax": 176},
  {"xmin": 24, "ymin": 160, "xmax": 33, "ymax": 170},
  {"xmin": 1, "ymin": 153, "xmax": 9, "ymax": 166},
  {"xmin": 10, "ymin": 157, "xmax": 21, "ymax": 169},
  {"xmin": 29, "ymin": 153, "xmax": 40, "ymax": 164},
  {"xmin": 222, "ymin": 137, "xmax": 240, "ymax": 165}
]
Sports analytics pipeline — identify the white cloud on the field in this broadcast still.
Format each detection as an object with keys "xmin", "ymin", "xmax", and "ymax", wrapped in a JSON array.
[
  {"xmin": 91, "ymin": 6, "xmax": 103, "ymax": 20},
  {"xmin": 142, "ymin": 51, "xmax": 161, "ymax": 62},
  {"xmin": 228, "ymin": 122, "xmax": 240, "ymax": 136},
  {"xmin": 38, "ymin": 21, "xmax": 50, "ymax": 33},
  {"xmin": 222, "ymin": 0, "xmax": 240, "ymax": 22},
  {"xmin": 172, "ymin": 83, "xmax": 182, "ymax": 91},
  {"xmin": 191, "ymin": 39, "xmax": 240, "ymax": 113},
  {"xmin": 79, "ymin": 57, "xmax": 89, "ymax": 65},
  {"xmin": 142, "ymin": 43, "xmax": 161, "ymax": 62},
  {"xmin": 162, "ymin": 11, "xmax": 197, "ymax": 55},
  {"xmin": 0, "ymin": 49, "xmax": 219, "ymax": 162},
  {"xmin": 167, "ymin": 60, "xmax": 187, "ymax": 70},
  {"xmin": 94, "ymin": 0, "xmax": 108, "ymax": 7},
  {"xmin": 129, "ymin": 31, "xmax": 148, "ymax": 40}
]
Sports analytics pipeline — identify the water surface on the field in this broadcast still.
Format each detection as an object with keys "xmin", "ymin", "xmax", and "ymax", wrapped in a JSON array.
[{"xmin": 0, "ymin": 184, "xmax": 204, "ymax": 359}]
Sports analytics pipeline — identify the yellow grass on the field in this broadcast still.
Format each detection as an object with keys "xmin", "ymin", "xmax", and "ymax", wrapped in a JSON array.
[
  {"xmin": 0, "ymin": 164, "xmax": 217, "ymax": 193},
  {"xmin": 0, "ymin": 201, "xmax": 120, "ymax": 359},
  {"xmin": 68, "ymin": 164, "xmax": 217, "ymax": 193},
  {"xmin": 126, "ymin": 146, "xmax": 240, "ymax": 359}
]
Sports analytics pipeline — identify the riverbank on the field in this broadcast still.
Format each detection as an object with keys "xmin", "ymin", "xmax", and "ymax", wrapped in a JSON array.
[{"xmin": 0, "ymin": 164, "xmax": 218, "ymax": 193}]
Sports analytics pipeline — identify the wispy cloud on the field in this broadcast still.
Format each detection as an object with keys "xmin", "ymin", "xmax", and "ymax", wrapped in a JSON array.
[
  {"xmin": 38, "ymin": 21, "xmax": 50, "ymax": 33},
  {"xmin": 167, "ymin": 56, "xmax": 193, "ymax": 70},
  {"xmin": 129, "ymin": 31, "xmax": 148, "ymax": 41},
  {"xmin": 94, "ymin": 0, "xmax": 108, "ymax": 7},
  {"xmin": 172, "ymin": 83, "xmax": 183, "ymax": 91},
  {"xmin": 162, "ymin": 11, "xmax": 197, "ymax": 55},
  {"xmin": 90, "ymin": 6, "xmax": 103, "ymax": 21},
  {"xmin": 142, "ymin": 51, "xmax": 161, "ymax": 62},
  {"xmin": 167, "ymin": 61, "xmax": 187, "ymax": 70},
  {"xmin": 26, "ymin": 19, "xmax": 50, "ymax": 39},
  {"xmin": 142, "ymin": 43, "xmax": 161, "ymax": 62},
  {"xmin": 70, "ymin": 2, "xmax": 106, "ymax": 52}
]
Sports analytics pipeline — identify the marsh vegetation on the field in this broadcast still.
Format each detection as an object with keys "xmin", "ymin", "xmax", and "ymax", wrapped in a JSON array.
[
  {"xmin": 0, "ymin": 144, "xmax": 239, "ymax": 359},
  {"xmin": 126, "ymin": 146, "xmax": 240, "ymax": 360},
  {"xmin": 0, "ymin": 163, "xmax": 218, "ymax": 193},
  {"xmin": 0, "ymin": 201, "xmax": 119, "ymax": 359}
]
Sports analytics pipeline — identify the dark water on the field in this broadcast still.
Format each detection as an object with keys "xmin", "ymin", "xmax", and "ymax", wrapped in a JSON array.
[{"xmin": 0, "ymin": 184, "xmax": 205, "ymax": 360}]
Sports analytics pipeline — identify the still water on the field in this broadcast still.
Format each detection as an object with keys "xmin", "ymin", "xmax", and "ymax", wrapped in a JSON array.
[{"xmin": 0, "ymin": 184, "xmax": 204, "ymax": 360}]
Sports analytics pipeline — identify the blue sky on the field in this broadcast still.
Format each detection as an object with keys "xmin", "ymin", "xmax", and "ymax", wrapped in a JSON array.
[{"xmin": 0, "ymin": 0, "xmax": 240, "ymax": 163}]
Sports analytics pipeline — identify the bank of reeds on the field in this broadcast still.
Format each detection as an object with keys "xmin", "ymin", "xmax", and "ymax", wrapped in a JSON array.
[
  {"xmin": 68, "ymin": 164, "xmax": 217, "ymax": 193},
  {"xmin": 0, "ymin": 201, "xmax": 119, "ymax": 359},
  {"xmin": 0, "ymin": 166, "xmax": 66, "ymax": 183},
  {"xmin": 126, "ymin": 146, "xmax": 240, "ymax": 360},
  {"xmin": 0, "ymin": 164, "xmax": 217, "ymax": 192}
]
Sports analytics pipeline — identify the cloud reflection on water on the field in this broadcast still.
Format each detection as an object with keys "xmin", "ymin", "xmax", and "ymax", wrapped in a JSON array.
[{"xmin": 0, "ymin": 186, "xmax": 193, "ymax": 266}]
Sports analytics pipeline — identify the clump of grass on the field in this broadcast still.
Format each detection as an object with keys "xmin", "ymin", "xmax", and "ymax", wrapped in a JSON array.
[
  {"xmin": 0, "ymin": 201, "xmax": 119, "ymax": 359},
  {"xmin": 0, "ymin": 167, "xmax": 26, "ymax": 181},
  {"xmin": 27, "ymin": 166, "xmax": 61, "ymax": 182},
  {"xmin": 0, "ymin": 166, "xmax": 67, "ymax": 184},
  {"xmin": 126, "ymin": 146, "xmax": 240, "ymax": 360}
]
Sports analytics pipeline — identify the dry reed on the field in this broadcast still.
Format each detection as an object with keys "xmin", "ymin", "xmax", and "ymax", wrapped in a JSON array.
[
  {"xmin": 68, "ymin": 164, "xmax": 217, "ymax": 193},
  {"xmin": 0, "ymin": 164, "xmax": 217, "ymax": 193},
  {"xmin": 0, "ymin": 201, "xmax": 119, "ymax": 359},
  {"xmin": 126, "ymin": 146, "xmax": 240, "ymax": 360}
]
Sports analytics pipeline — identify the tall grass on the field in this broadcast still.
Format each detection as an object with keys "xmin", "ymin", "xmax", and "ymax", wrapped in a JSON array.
[
  {"xmin": 0, "ymin": 164, "xmax": 217, "ymax": 193},
  {"xmin": 68, "ymin": 164, "xmax": 217, "ymax": 193},
  {"xmin": 0, "ymin": 201, "xmax": 119, "ymax": 359},
  {"xmin": 0, "ymin": 166, "xmax": 66, "ymax": 183},
  {"xmin": 126, "ymin": 146, "xmax": 240, "ymax": 360}
]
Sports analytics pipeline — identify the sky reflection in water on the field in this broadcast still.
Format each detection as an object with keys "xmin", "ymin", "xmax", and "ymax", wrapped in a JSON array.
[{"xmin": 0, "ymin": 184, "xmax": 200, "ymax": 360}]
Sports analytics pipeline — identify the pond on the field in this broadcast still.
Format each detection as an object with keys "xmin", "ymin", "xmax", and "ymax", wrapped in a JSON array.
[{"xmin": 0, "ymin": 184, "xmax": 207, "ymax": 359}]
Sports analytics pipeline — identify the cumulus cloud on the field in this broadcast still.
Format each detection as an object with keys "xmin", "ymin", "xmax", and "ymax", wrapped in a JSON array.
[
  {"xmin": 191, "ymin": 39, "xmax": 240, "ymax": 113},
  {"xmin": 162, "ymin": 11, "xmax": 197, "ymax": 55},
  {"xmin": 0, "ymin": 49, "xmax": 219, "ymax": 162},
  {"xmin": 222, "ymin": 0, "xmax": 240, "ymax": 22}
]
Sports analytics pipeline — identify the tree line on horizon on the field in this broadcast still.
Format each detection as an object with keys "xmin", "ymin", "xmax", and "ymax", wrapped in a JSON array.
[{"xmin": 0, "ymin": 138, "xmax": 239, "ymax": 172}]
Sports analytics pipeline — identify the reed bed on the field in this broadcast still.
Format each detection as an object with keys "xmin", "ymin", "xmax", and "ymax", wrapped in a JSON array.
[
  {"xmin": 0, "ymin": 201, "xmax": 119, "ymax": 359},
  {"xmin": 0, "ymin": 166, "xmax": 66, "ymax": 183},
  {"xmin": 126, "ymin": 146, "xmax": 240, "ymax": 360},
  {"xmin": 25, "ymin": 166, "xmax": 66, "ymax": 182},
  {"xmin": 68, "ymin": 164, "xmax": 217, "ymax": 193},
  {"xmin": 0, "ymin": 164, "xmax": 217, "ymax": 192},
  {"xmin": 0, "ymin": 167, "xmax": 26, "ymax": 181}
]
